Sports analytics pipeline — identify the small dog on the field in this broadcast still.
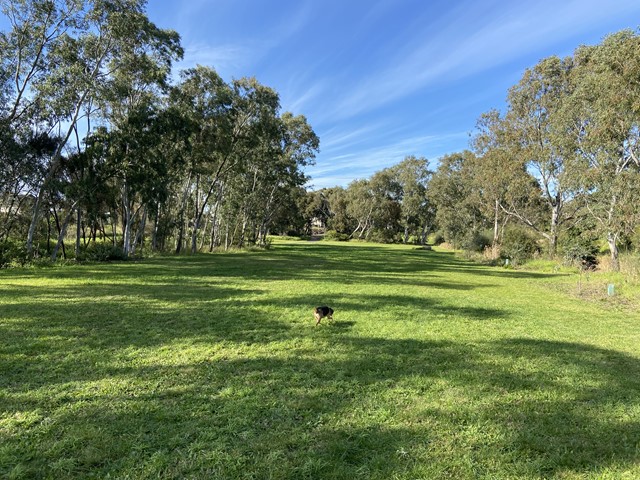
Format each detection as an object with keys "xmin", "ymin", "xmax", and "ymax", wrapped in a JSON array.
[{"xmin": 314, "ymin": 306, "xmax": 334, "ymax": 326}]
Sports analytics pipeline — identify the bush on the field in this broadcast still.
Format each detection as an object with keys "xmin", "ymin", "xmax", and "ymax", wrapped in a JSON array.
[
  {"xmin": 324, "ymin": 230, "xmax": 349, "ymax": 241},
  {"xmin": 429, "ymin": 231, "xmax": 445, "ymax": 245},
  {"xmin": 1, "ymin": 241, "xmax": 25, "ymax": 268},
  {"xmin": 77, "ymin": 243, "xmax": 127, "ymax": 262},
  {"xmin": 500, "ymin": 227, "xmax": 539, "ymax": 265},
  {"xmin": 463, "ymin": 231, "xmax": 492, "ymax": 253},
  {"xmin": 561, "ymin": 238, "xmax": 599, "ymax": 270},
  {"xmin": 559, "ymin": 225, "xmax": 600, "ymax": 270},
  {"xmin": 367, "ymin": 230, "xmax": 398, "ymax": 244}
]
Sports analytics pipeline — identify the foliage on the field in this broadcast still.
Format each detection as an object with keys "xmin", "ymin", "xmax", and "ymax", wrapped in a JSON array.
[
  {"xmin": 0, "ymin": 1, "xmax": 318, "ymax": 258},
  {"xmin": 500, "ymin": 226, "xmax": 540, "ymax": 265},
  {"xmin": 463, "ymin": 230, "xmax": 492, "ymax": 253},
  {"xmin": 323, "ymin": 229, "xmax": 349, "ymax": 241},
  {"xmin": 468, "ymin": 29, "xmax": 640, "ymax": 269},
  {"xmin": 559, "ymin": 226, "xmax": 600, "ymax": 270},
  {"xmin": 0, "ymin": 239, "xmax": 29, "ymax": 267},
  {"xmin": 427, "ymin": 151, "xmax": 486, "ymax": 249},
  {"xmin": 76, "ymin": 242, "xmax": 127, "ymax": 262}
]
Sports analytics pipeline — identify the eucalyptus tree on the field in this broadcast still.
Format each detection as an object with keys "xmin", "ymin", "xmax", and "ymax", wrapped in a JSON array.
[
  {"xmin": 324, "ymin": 186, "xmax": 354, "ymax": 234},
  {"xmin": 95, "ymin": 4, "xmax": 182, "ymax": 257},
  {"xmin": 563, "ymin": 30, "xmax": 640, "ymax": 270},
  {"xmin": 0, "ymin": 124, "xmax": 28, "ymax": 242},
  {"xmin": 251, "ymin": 112, "xmax": 318, "ymax": 245},
  {"xmin": 472, "ymin": 110, "xmax": 547, "ymax": 248},
  {"xmin": 367, "ymin": 168, "xmax": 403, "ymax": 242},
  {"xmin": 343, "ymin": 170, "xmax": 403, "ymax": 242},
  {"xmin": 305, "ymin": 190, "xmax": 332, "ymax": 230},
  {"xmin": 1, "ymin": 0, "xmax": 84, "ymax": 252},
  {"xmin": 0, "ymin": 0, "xmax": 83, "ymax": 124},
  {"xmin": 268, "ymin": 186, "xmax": 309, "ymax": 237},
  {"xmin": 427, "ymin": 151, "xmax": 487, "ymax": 248},
  {"xmin": 1, "ymin": 0, "xmax": 183, "ymax": 255},
  {"xmin": 389, "ymin": 155, "xmax": 432, "ymax": 244},
  {"xmin": 346, "ymin": 179, "xmax": 375, "ymax": 240},
  {"xmin": 172, "ymin": 69, "xmax": 270, "ymax": 253},
  {"xmin": 503, "ymin": 55, "xmax": 575, "ymax": 255}
]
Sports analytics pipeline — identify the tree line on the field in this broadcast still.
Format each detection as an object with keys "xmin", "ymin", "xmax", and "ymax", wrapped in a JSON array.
[
  {"xmin": 306, "ymin": 30, "xmax": 640, "ymax": 271},
  {"xmin": 1, "ymin": 2, "xmax": 639, "ymax": 271},
  {"xmin": 0, "ymin": 0, "xmax": 318, "ymax": 264}
]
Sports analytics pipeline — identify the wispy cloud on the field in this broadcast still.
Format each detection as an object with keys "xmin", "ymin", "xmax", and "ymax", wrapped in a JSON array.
[
  {"xmin": 307, "ymin": 131, "xmax": 468, "ymax": 188},
  {"xmin": 328, "ymin": 0, "xmax": 640, "ymax": 120},
  {"xmin": 177, "ymin": 42, "xmax": 252, "ymax": 75},
  {"xmin": 172, "ymin": 0, "xmax": 313, "ymax": 80},
  {"xmin": 283, "ymin": 81, "xmax": 327, "ymax": 114},
  {"xmin": 319, "ymin": 122, "xmax": 389, "ymax": 152}
]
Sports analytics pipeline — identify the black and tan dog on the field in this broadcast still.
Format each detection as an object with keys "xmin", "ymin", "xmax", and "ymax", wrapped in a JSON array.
[{"xmin": 314, "ymin": 306, "xmax": 334, "ymax": 326}]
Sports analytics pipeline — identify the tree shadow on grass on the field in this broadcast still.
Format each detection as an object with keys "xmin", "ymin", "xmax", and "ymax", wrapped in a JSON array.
[
  {"xmin": 1, "ymin": 243, "xmax": 563, "ymax": 285},
  {"xmin": 2, "ymin": 327, "xmax": 639, "ymax": 478},
  {"xmin": 0, "ymin": 245, "xmax": 628, "ymax": 478}
]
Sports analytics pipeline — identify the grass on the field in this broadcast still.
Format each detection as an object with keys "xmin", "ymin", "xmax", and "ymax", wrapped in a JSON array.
[{"xmin": 1, "ymin": 240, "xmax": 639, "ymax": 479}]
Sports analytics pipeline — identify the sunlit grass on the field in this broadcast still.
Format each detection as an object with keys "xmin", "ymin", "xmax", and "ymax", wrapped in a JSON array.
[{"xmin": 1, "ymin": 240, "xmax": 639, "ymax": 479}]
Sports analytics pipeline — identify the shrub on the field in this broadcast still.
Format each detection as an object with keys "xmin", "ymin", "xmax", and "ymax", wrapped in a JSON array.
[
  {"xmin": 463, "ymin": 231, "xmax": 492, "ymax": 253},
  {"xmin": 0, "ymin": 240, "xmax": 36, "ymax": 268},
  {"xmin": 500, "ymin": 227, "xmax": 539, "ymax": 265},
  {"xmin": 324, "ymin": 230, "xmax": 349, "ymax": 241},
  {"xmin": 561, "ymin": 238, "xmax": 599, "ymax": 270},
  {"xmin": 429, "ymin": 231, "xmax": 445, "ymax": 245},
  {"xmin": 368, "ymin": 230, "xmax": 397, "ymax": 244},
  {"xmin": 77, "ymin": 243, "xmax": 127, "ymax": 262}
]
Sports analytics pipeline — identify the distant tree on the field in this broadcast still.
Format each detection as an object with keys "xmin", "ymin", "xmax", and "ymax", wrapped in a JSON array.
[
  {"xmin": 368, "ymin": 168, "xmax": 402, "ymax": 242},
  {"xmin": 503, "ymin": 55, "xmax": 576, "ymax": 255},
  {"xmin": 346, "ymin": 179, "xmax": 375, "ymax": 240},
  {"xmin": 473, "ymin": 110, "xmax": 547, "ymax": 248},
  {"xmin": 562, "ymin": 30, "xmax": 640, "ymax": 270},
  {"xmin": 305, "ymin": 190, "xmax": 332, "ymax": 230},
  {"xmin": 325, "ymin": 186, "xmax": 354, "ymax": 234},
  {"xmin": 427, "ymin": 151, "xmax": 486, "ymax": 249},
  {"xmin": 389, "ymin": 155, "xmax": 432, "ymax": 244}
]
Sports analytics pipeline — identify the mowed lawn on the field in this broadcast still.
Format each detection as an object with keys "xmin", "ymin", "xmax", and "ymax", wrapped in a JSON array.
[{"xmin": 1, "ymin": 241, "xmax": 639, "ymax": 479}]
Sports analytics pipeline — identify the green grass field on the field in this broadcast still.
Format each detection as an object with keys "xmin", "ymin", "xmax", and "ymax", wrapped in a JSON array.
[{"xmin": 1, "ymin": 241, "xmax": 639, "ymax": 479}]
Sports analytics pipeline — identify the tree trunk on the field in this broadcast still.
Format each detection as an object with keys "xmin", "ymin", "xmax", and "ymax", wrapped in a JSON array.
[
  {"xmin": 493, "ymin": 199, "xmax": 500, "ymax": 247},
  {"xmin": 46, "ymin": 210, "xmax": 52, "ymax": 254},
  {"xmin": 26, "ymin": 186, "xmax": 45, "ymax": 256},
  {"xmin": 420, "ymin": 224, "xmax": 430, "ymax": 245},
  {"xmin": 75, "ymin": 207, "xmax": 82, "ymax": 258},
  {"xmin": 122, "ymin": 181, "xmax": 132, "ymax": 258},
  {"xmin": 152, "ymin": 203, "xmax": 161, "ymax": 252},
  {"xmin": 131, "ymin": 207, "xmax": 147, "ymax": 256},
  {"xmin": 190, "ymin": 174, "xmax": 200, "ymax": 254},
  {"xmin": 209, "ymin": 195, "xmax": 222, "ymax": 252},
  {"xmin": 51, "ymin": 201, "xmax": 78, "ymax": 261},
  {"xmin": 607, "ymin": 232, "xmax": 620, "ymax": 272},
  {"xmin": 175, "ymin": 173, "xmax": 192, "ymax": 254},
  {"xmin": 549, "ymin": 201, "xmax": 559, "ymax": 256}
]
